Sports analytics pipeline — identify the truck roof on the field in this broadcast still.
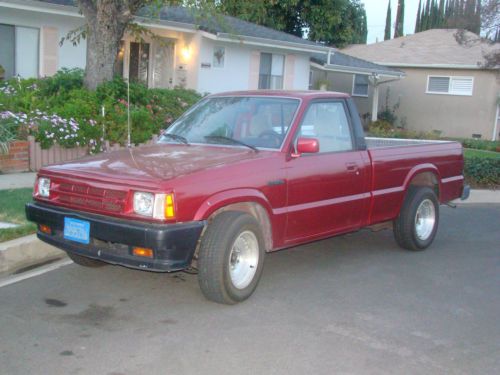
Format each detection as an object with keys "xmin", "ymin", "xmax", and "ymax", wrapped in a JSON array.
[{"xmin": 209, "ymin": 90, "xmax": 350, "ymax": 100}]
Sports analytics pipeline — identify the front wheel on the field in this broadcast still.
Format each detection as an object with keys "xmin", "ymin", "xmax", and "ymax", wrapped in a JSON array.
[
  {"xmin": 394, "ymin": 186, "xmax": 440, "ymax": 251},
  {"xmin": 197, "ymin": 211, "xmax": 265, "ymax": 304}
]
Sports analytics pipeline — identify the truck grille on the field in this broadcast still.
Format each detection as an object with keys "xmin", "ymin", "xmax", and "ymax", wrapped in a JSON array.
[{"xmin": 51, "ymin": 180, "xmax": 128, "ymax": 213}]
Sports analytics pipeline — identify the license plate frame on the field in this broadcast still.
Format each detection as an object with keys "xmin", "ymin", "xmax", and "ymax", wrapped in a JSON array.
[{"xmin": 63, "ymin": 217, "xmax": 90, "ymax": 244}]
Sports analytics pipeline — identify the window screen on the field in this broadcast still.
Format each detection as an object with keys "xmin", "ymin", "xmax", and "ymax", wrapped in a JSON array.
[
  {"xmin": 427, "ymin": 76, "xmax": 473, "ymax": 96},
  {"xmin": 353, "ymin": 74, "xmax": 369, "ymax": 96},
  {"xmin": 259, "ymin": 53, "xmax": 284, "ymax": 89}
]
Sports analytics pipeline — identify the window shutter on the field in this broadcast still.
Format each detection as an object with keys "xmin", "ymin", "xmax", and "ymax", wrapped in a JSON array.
[
  {"xmin": 450, "ymin": 77, "xmax": 473, "ymax": 95},
  {"xmin": 40, "ymin": 26, "xmax": 58, "ymax": 77},
  {"xmin": 284, "ymin": 54, "xmax": 295, "ymax": 90},
  {"xmin": 428, "ymin": 77, "xmax": 450, "ymax": 93},
  {"xmin": 248, "ymin": 51, "xmax": 260, "ymax": 90}
]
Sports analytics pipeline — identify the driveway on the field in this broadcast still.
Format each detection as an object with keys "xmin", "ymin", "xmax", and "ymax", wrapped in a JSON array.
[{"xmin": 0, "ymin": 204, "xmax": 499, "ymax": 375}]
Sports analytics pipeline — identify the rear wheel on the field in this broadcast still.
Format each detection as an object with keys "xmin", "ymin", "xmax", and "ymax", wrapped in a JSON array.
[
  {"xmin": 394, "ymin": 186, "xmax": 439, "ymax": 251},
  {"xmin": 67, "ymin": 252, "xmax": 107, "ymax": 267},
  {"xmin": 197, "ymin": 211, "xmax": 265, "ymax": 304}
]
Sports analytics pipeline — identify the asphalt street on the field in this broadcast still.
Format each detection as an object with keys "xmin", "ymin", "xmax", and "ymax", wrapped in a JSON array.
[{"xmin": 0, "ymin": 204, "xmax": 499, "ymax": 375}]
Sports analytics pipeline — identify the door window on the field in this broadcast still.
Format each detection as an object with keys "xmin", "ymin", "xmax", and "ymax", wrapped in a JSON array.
[
  {"xmin": 129, "ymin": 42, "xmax": 150, "ymax": 84},
  {"xmin": 298, "ymin": 101, "xmax": 353, "ymax": 153}
]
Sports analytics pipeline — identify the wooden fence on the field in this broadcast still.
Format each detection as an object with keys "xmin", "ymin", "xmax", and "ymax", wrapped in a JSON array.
[{"xmin": 28, "ymin": 135, "xmax": 159, "ymax": 172}]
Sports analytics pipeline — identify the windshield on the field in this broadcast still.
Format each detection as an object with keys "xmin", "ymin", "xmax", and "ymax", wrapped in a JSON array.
[{"xmin": 159, "ymin": 97, "xmax": 300, "ymax": 149}]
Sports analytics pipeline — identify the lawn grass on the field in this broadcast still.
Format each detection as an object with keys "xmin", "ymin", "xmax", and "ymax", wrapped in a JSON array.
[
  {"xmin": 0, "ymin": 188, "xmax": 36, "ymax": 243},
  {"xmin": 464, "ymin": 148, "xmax": 500, "ymax": 159}
]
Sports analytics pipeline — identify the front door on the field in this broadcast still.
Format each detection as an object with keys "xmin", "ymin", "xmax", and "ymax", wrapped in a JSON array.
[
  {"xmin": 285, "ymin": 100, "xmax": 370, "ymax": 243},
  {"xmin": 151, "ymin": 39, "xmax": 175, "ymax": 88}
]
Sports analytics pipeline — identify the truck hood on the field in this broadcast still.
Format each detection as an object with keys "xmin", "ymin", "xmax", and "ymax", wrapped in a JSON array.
[{"xmin": 42, "ymin": 143, "xmax": 266, "ymax": 184}]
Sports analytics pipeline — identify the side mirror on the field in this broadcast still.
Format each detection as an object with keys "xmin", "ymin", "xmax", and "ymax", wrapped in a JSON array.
[{"xmin": 292, "ymin": 137, "xmax": 319, "ymax": 158}]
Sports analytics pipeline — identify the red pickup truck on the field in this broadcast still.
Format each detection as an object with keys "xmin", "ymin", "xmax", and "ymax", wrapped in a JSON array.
[{"xmin": 27, "ymin": 91, "xmax": 469, "ymax": 304}]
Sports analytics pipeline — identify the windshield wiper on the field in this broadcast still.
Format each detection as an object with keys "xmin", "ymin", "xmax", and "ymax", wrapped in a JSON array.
[
  {"xmin": 162, "ymin": 133, "xmax": 189, "ymax": 145},
  {"xmin": 204, "ymin": 135, "xmax": 259, "ymax": 152}
]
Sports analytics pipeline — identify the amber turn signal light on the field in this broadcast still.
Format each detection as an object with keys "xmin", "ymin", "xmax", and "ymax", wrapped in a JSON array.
[
  {"xmin": 133, "ymin": 247, "xmax": 154, "ymax": 258},
  {"xmin": 39, "ymin": 224, "xmax": 52, "ymax": 235}
]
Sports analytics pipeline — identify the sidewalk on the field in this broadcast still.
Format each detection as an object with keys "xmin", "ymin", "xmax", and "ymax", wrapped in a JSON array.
[{"xmin": 0, "ymin": 172, "xmax": 37, "ymax": 190}]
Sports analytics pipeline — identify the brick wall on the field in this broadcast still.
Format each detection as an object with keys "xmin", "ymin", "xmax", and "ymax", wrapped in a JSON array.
[{"xmin": 0, "ymin": 141, "xmax": 30, "ymax": 173}]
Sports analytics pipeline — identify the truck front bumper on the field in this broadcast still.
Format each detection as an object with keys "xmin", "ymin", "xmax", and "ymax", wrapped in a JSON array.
[{"xmin": 26, "ymin": 202, "xmax": 205, "ymax": 272}]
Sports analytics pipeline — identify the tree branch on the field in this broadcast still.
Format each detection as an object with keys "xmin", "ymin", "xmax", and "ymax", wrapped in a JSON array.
[{"xmin": 77, "ymin": 0, "xmax": 97, "ymax": 18}]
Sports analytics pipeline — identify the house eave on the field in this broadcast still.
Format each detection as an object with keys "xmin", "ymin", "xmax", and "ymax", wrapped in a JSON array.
[
  {"xmin": 375, "ymin": 62, "xmax": 487, "ymax": 70},
  {"xmin": 0, "ymin": 0, "xmax": 82, "ymax": 17},
  {"xmin": 312, "ymin": 62, "xmax": 405, "ymax": 78}
]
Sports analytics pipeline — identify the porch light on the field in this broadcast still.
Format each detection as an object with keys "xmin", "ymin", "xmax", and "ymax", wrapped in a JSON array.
[{"xmin": 181, "ymin": 46, "xmax": 191, "ymax": 61}]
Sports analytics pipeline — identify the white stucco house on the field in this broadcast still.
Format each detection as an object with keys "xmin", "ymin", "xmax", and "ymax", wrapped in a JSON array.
[{"xmin": 0, "ymin": 0, "xmax": 402, "ymax": 99}]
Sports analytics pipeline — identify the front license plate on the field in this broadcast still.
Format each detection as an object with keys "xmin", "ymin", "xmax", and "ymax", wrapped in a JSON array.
[{"xmin": 64, "ymin": 217, "xmax": 90, "ymax": 244}]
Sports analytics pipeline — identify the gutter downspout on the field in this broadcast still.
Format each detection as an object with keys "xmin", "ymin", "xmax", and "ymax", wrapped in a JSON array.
[{"xmin": 493, "ymin": 103, "xmax": 500, "ymax": 141}]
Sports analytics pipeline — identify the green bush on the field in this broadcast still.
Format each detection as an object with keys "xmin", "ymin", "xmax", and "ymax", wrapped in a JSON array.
[
  {"xmin": 464, "ymin": 156, "xmax": 500, "ymax": 187},
  {"xmin": 459, "ymin": 138, "xmax": 500, "ymax": 152},
  {"xmin": 0, "ymin": 71, "xmax": 202, "ymax": 150}
]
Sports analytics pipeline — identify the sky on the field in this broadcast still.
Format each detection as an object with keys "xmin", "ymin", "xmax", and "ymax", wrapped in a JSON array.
[{"xmin": 362, "ymin": 0, "xmax": 421, "ymax": 44}]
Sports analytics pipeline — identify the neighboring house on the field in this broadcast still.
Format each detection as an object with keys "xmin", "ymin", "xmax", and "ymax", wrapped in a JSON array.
[
  {"xmin": 342, "ymin": 29, "xmax": 500, "ymax": 141},
  {"xmin": 0, "ymin": 0, "xmax": 399, "ymax": 101},
  {"xmin": 310, "ymin": 52, "xmax": 405, "ymax": 125}
]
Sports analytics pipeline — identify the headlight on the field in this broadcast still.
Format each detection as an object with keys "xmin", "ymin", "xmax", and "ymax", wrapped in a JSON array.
[
  {"xmin": 38, "ymin": 178, "xmax": 51, "ymax": 197},
  {"xmin": 133, "ymin": 192, "xmax": 154, "ymax": 216},
  {"xmin": 133, "ymin": 192, "xmax": 175, "ymax": 219}
]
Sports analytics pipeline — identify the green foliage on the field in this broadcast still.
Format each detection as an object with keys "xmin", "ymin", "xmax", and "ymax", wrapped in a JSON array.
[
  {"xmin": 464, "ymin": 156, "xmax": 500, "ymax": 187},
  {"xmin": 385, "ymin": 1, "xmax": 392, "ymax": 40},
  {"xmin": 0, "ymin": 71, "xmax": 201, "ymax": 151},
  {"xmin": 460, "ymin": 138, "xmax": 500, "ymax": 152},
  {"xmin": 0, "ymin": 188, "xmax": 36, "ymax": 243},
  {"xmin": 394, "ymin": 0, "xmax": 405, "ymax": 38},
  {"xmin": 217, "ymin": 0, "xmax": 368, "ymax": 47},
  {"xmin": 0, "ymin": 116, "xmax": 18, "ymax": 154},
  {"xmin": 416, "ymin": 0, "xmax": 481, "ymax": 34}
]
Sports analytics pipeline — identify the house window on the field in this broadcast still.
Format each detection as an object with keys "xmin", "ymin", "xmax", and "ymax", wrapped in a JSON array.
[
  {"xmin": 427, "ymin": 76, "xmax": 474, "ymax": 96},
  {"xmin": 0, "ymin": 24, "xmax": 39, "ymax": 79},
  {"xmin": 352, "ymin": 74, "xmax": 369, "ymax": 97},
  {"xmin": 259, "ymin": 53, "xmax": 284, "ymax": 89}
]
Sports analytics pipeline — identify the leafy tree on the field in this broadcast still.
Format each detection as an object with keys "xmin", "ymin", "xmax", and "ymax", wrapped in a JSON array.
[
  {"xmin": 385, "ymin": 1, "xmax": 392, "ymax": 40},
  {"xmin": 218, "ymin": 0, "xmax": 368, "ymax": 47}
]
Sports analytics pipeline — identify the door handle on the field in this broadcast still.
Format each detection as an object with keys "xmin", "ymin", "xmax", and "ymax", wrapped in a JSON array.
[{"xmin": 345, "ymin": 162, "xmax": 360, "ymax": 175}]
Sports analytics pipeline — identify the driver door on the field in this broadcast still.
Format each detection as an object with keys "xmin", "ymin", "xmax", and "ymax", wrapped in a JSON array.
[{"xmin": 285, "ymin": 100, "xmax": 370, "ymax": 243}]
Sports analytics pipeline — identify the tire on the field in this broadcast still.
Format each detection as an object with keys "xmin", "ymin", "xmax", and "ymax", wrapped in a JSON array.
[
  {"xmin": 67, "ymin": 252, "xmax": 107, "ymax": 267},
  {"xmin": 198, "ymin": 211, "xmax": 265, "ymax": 304},
  {"xmin": 393, "ymin": 186, "xmax": 440, "ymax": 251}
]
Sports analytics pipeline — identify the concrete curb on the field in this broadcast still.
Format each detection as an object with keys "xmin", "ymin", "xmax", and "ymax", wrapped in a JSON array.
[{"xmin": 0, "ymin": 234, "xmax": 66, "ymax": 277}]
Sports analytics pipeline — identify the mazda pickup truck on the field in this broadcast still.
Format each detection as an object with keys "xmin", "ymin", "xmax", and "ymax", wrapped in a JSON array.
[{"xmin": 26, "ymin": 91, "xmax": 469, "ymax": 304}]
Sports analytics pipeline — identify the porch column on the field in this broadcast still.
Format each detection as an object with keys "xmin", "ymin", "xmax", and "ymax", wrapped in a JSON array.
[{"xmin": 371, "ymin": 84, "xmax": 379, "ymax": 122}]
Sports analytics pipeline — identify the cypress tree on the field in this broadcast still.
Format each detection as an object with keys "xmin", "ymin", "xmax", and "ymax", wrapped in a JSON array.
[
  {"xmin": 415, "ymin": 0, "xmax": 422, "ymax": 32},
  {"xmin": 394, "ymin": 0, "xmax": 405, "ymax": 37},
  {"xmin": 438, "ymin": 0, "xmax": 446, "ymax": 27},
  {"xmin": 385, "ymin": 1, "xmax": 392, "ymax": 40}
]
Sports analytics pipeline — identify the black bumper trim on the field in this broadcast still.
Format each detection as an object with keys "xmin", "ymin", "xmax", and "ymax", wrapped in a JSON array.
[
  {"xmin": 26, "ymin": 202, "xmax": 205, "ymax": 272},
  {"xmin": 461, "ymin": 184, "xmax": 471, "ymax": 201}
]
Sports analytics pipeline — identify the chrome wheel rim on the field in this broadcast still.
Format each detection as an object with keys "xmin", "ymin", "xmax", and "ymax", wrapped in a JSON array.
[
  {"xmin": 229, "ymin": 230, "xmax": 259, "ymax": 289},
  {"xmin": 415, "ymin": 199, "xmax": 436, "ymax": 241}
]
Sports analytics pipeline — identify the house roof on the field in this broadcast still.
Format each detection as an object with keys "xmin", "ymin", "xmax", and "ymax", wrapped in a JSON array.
[
  {"xmin": 311, "ymin": 52, "xmax": 404, "ymax": 77},
  {"xmin": 342, "ymin": 29, "xmax": 500, "ymax": 69}
]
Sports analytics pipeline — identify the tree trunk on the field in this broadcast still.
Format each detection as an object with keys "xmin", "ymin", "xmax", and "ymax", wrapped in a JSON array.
[{"xmin": 78, "ymin": 1, "xmax": 132, "ymax": 90}]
